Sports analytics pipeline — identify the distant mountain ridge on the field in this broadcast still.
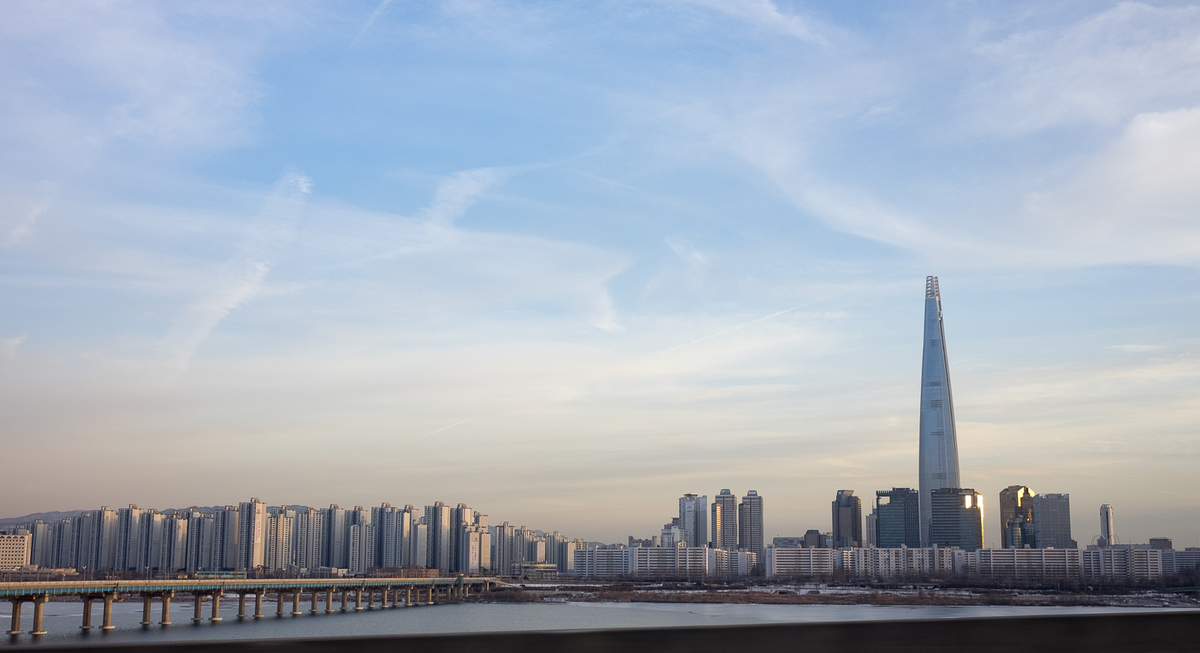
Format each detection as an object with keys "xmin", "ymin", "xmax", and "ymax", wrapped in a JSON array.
[{"xmin": 0, "ymin": 505, "xmax": 313, "ymax": 528}]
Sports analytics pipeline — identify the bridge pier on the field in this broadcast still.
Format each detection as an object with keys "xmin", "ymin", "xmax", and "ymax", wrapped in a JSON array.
[
  {"xmin": 192, "ymin": 594, "xmax": 204, "ymax": 624},
  {"xmin": 340, "ymin": 589, "xmax": 347, "ymax": 612},
  {"xmin": 80, "ymin": 597, "xmax": 93, "ymax": 632},
  {"xmin": 406, "ymin": 587, "xmax": 412, "ymax": 607},
  {"xmin": 210, "ymin": 592, "xmax": 222, "ymax": 622},
  {"xmin": 367, "ymin": 587, "xmax": 375, "ymax": 609},
  {"xmin": 238, "ymin": 592, "xmax": 247, "ymax": 619},
  {"xmin": 354, "ymin": 588, "xmax": 363, "ymax": 611},
  {"xmin": 291, "ymin": 590, "xmax": 301, "ymax": 616},
  {"xmin": 29, "ymin": 595, "xmax": 48, "ymax": 636},
  {"xmin": 7, "ymin": 599, "xmax": 22, "ymax": 636},
  {"xmin": 141, "ymin": 596, "xmax": 153, "ymax": 627},
  {"xmin": 383, "ymin": 586, "xmax": 391, "ymax": 609},
  {"xmin": 101, "ymin": 592, "xmax": 115, "ymax": 631},
  {"xmin": 276, "ymin": 591, "xmax": 285, "ymax": 617},
  {"xmin": 325, "ymin": 588, "xmax": 335, "ymax": 614},
  {"xmin": 254, "ymin": 590, "xmax": 264, "ymax": 619},
  {"xmin": 160, "ymin": 591, "xmax": 173, "ymax": 626},
  {"xmin": 309, "ymin": 589, "xmax": 318, "ymax": 615}
]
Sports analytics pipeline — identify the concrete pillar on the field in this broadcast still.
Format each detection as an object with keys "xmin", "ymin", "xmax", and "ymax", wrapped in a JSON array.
[
  {"xmin": 340, "ymin": 589, "xmax": 347, "ymax": 612},
  {"xmin": 30, "ymin": 595, "xmax": 48, "ymax": 636},
  {"xmin": 310, "ymin": 589, "xmax": 318, "ymax": 614},
  {"xmin": 7, "ymin": 599, "xmax": 22, "ymax": 635},
  {"xmin": 325, "ymin": 589, "xmax": 334, "ymax": 614},
  {"xmin": 382, "ymin": 586, "xmax": 391, "ymax": 609},
  {"xmin": 276, "ymin": 592, "xmax": 285, "ymax": 617},
  {"xmin": 429, "ymin": 582, "xmax": 436, "ymax": 605},
  {"xmin": 81, "ymin": 597, "xmax": 93, "ymax": 632},
  {"xmin": 237, "ymin": 593, "xmax": 247, "ymax": 619},
  {"xmin": 208, "ymin": 593, "xmax": 220, "ymax": 623},
  {"xmin": 406, "ymin": 587, "xmax": 412, "ymax": 607},
  {"xmin": 291, "ymin": 590, "xmax": 301, "ymax": 616},
  {"xmin": 192, "ymin": 594, "xmax": 204, "ymax": 624},
  {"xmin": 141, "ymin": 596, "xmax": 153, "ymax": 627},
  {"xmin": 160, "ymin": 592, "xmax": 173, "ymax": 626},
  {"xmin": 254, "ymin": 591, "xmax": 264, "ymax": 619},
  {"xmin": 101, "ymin": 592, "xmax": 115, "ymax": 631},
  {"xmin": 366, "ymin": 587, "xmax": 375, "ymax": 609},
  {"xmin": 354, "ymin": 588, "xmax": 363, "ymax": 611}
]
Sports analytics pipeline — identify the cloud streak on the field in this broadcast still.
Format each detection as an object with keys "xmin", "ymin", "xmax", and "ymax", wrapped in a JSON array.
[{"xmin": 158, "ymin": 172, "xmax": 311, "ymax": 372}]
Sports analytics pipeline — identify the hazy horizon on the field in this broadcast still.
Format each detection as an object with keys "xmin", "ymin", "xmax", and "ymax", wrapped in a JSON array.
[{"xmin": 2, "ymin": 1, "xmax": 1198, "ymax": 549}]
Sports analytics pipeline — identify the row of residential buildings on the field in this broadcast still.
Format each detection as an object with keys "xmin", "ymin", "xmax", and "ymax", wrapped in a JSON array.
[
  {"xmin": 1, "ymin": 500, "xmax": 585, "ymax": 577},
  {"xmin": 570, "ymin": 543, "xmax": 1200, "ymax": 584}
]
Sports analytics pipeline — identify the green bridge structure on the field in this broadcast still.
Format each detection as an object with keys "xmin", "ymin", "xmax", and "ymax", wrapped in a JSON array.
[{"xmin": 2, "ymin": 577, "xmax": 495, "ymax": 639}]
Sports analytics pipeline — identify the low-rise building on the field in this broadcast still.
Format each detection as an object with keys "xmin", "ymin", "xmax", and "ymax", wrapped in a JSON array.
[{"xmin": 0, "ymin": 533, "xmax": 32, "ymax": 570}]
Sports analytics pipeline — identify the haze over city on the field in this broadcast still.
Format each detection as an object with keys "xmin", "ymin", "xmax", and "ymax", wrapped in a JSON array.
[{"xmin": 2, "ymin": 1, "xmax": 1199, "ymax": 549}]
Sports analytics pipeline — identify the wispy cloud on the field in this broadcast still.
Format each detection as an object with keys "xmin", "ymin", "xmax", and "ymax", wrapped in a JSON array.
[
  {"xmin": 419, "ymin": 167, "xmax": 510, "ymax": 227},
  {"xmin": 351, "ymin": 0, "xmax": 393, "ymax": 47},
  {"xmin": 685, "ymin": 0, "xmax": 828, "ymax": 45},
  {"xmin": 4, "ymin": 203, "xmax": 47, "ymax": 247},
  {"xmin": 1, "ymin": 336, "xmax": 25, "ymax": 360},
  {"xmin": 158, "ymin": 172, "xmax": 311, "ymax": 372}
]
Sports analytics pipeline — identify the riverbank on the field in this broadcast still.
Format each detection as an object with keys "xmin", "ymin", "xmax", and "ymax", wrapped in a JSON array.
[{"xmin": 484, "ymin": 582, "xmax": 1200, "ymax": 608}]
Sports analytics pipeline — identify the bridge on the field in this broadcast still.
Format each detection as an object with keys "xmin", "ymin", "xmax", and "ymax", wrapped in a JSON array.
[{"xmin": 2, "ymin": 577, "xmax": 494, "ymax": 639}]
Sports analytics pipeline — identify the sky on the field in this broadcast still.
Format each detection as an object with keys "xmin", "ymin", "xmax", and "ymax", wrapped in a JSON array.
[{"xmin": 1, "ymin": 0, "xmax": 1199, "ymax": 548}]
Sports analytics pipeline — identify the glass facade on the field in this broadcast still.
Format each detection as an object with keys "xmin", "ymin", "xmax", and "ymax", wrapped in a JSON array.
[{"xmin": 918, "ymin": 276, "xmax": 961, "ymax": 546}]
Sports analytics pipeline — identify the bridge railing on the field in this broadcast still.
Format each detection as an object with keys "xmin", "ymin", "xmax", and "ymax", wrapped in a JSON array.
[{"xmin": 5, "ymin": 611, "xmax": 1199, "ymax": 652}]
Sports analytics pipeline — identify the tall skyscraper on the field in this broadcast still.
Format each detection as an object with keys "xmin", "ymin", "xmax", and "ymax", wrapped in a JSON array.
[
  {"xmin": 738, "ymin": 490, "xmax": 764, "ymax": 556},
  {"xmin": 919, "ymin": 276, "xmax": 961, "ymax": 546},
  {"xmin": 1032, "ymin": 493, "xmax": 1075, "ymax": 549},
  {"xmin": 679, "ymin": 493, "xmax": 708, "ymax": 548},
  {"xmin": 875, "ymin": 488, "xmax": 920, "ymax": 548},
  {"xmin": 929, "ymin": 488, "xmax": 983, "ymax": 550},
  {"xmin": 425, "ymin": 502, "xmax": 451, "ymax": 572},
  {"xmin": 831, "ymin": 490, "xmax": 862, "ymax": 549},
  {"xmin": 999, "ymin": 485, "xmax": 1035, "ymax": 549},
  {"xmin": 711, "ymin": 489, "xmax": 738, "ymax": 549},
  {"xmin": 1100, "ymin": 504, "xmax": 1116, "ymax": 545}
]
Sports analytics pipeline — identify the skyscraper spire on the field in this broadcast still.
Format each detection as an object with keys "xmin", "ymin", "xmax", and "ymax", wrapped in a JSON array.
[{"xmin": 918, "ymin": 276, "xmax": 960, "ymax": 546}]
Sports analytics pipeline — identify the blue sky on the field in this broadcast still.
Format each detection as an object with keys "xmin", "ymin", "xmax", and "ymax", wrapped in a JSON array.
[{"xmin": 2, "ymin": 1, "xmax": 1199, "ymax": 547}]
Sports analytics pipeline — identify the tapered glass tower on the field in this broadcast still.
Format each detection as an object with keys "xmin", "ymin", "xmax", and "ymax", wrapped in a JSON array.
[{"xmin": 919, "ymin": 276, "xmax": 960, "ymax": 546}]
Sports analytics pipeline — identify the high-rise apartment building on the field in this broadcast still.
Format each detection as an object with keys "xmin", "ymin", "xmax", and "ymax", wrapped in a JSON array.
[
  {"xmin": 212, "ymin": 506, "xmax": 240, "ymax": 571},
  {"xmin": 135, "ymin": 510, "xmax": 164, "ymax": 571},
  {"xmin": 293, "ymin": 507, "xmax": 323, "ymax": 570},
  {"xmin": 185, "ymin": 511, "xmax": 215, "ymax": 573},
  {"xmin": 738, "ymin": 490, "xmax": 764, "ymax": 556},
  {"xmin": 264, "ymin": 507, "xmax": 294, "ymax": 572},
  {"xmin": 425, "ymin": 502, "xmax": 451, "ymax": 572},
  {"xmin": 875, "ymin": 488, "xmax": 920, "ymax": 548},
  {"xmin": 88, "ymin": 506, "xmax": 119, "ymax": 571},
  {"xmin": 999, "ymin": 485, "xmax": 1035, "ymax": 549},
  {"xmin": 711, "ymin": 489, "xmax": 738, "ymax": 550},
  {"xmin": 160, "ymin": 513, "xmax": 188, "ymax": 572},
  {"xmin": 237, "ymin": 498, "xmax": 267, "ymax": 571},
  {"xmin": 323, "ymin": 505, "xmax": 347, "ymax": 568},
  {"xmin": 919, "ymin": 277, "xmax": 961, "ymax": 546},
  {"xmin": 679, "ymin": 494, "xmax": 708, "ymax": 549},
  {"xmin": 832, "ymin": 490, "xmax": 862, "ymax": 549},
  {"xmin": 115, "ymin": 505, "xmax": 143, "ymax": 571},
  {"xmin": 929, "ymin": 488, "xmax": 983, "ymax": 550},
  {"xmin": 1100, "ymin": 504, "xmax": 1116, "ymax": 546}
]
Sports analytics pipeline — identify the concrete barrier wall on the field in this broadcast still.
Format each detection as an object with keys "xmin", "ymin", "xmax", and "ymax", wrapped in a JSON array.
[{"xmin": 10, "ymin": 610, "xmax": 1200, "ymax": 653}]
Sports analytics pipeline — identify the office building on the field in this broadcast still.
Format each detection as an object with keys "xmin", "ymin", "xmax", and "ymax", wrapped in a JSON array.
[
  {"xmin": 679, "ymin": 493, "xmax": 708, "ymax": 549},
  {"xmin": 875, "ymin": 488, "xmax": 920, "ymax": 548},
  {"xmin": 999, "ymin": 486, "xmax": 1035, "ymax": 549},
  {"xmin": 832, "ymin": 490, "xmax": 862, "ymax": 548},
  {"xmin": 1100, "ymin": 504, "xmax": 1116, "ymax": 546},
  {"xmin": 0, "ymin": 533, "xmax": 31, "ymax": 570},
  {"xmin": 711, "ymin": 489, "xmax": 738, "ymax": 550},
  {"xmin": 929, "ymin": 488, "xmax": 983, "ymax": 551},
  {"xmin": 738, "ymin": 490, "xmax": 764, "ymax": 556},
  {"xmin": 918, "ymin": 276, "xmax": 961, "ymax": 546},
  {"xmin": 1032, "ymin": 493, "xmax": 1075, "ymax": 549}
]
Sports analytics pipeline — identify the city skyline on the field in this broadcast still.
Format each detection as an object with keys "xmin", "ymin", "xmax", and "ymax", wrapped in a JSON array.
[{"xmin": 2, "ymin": 2, "xmax": 1199, "ymax": 548}]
